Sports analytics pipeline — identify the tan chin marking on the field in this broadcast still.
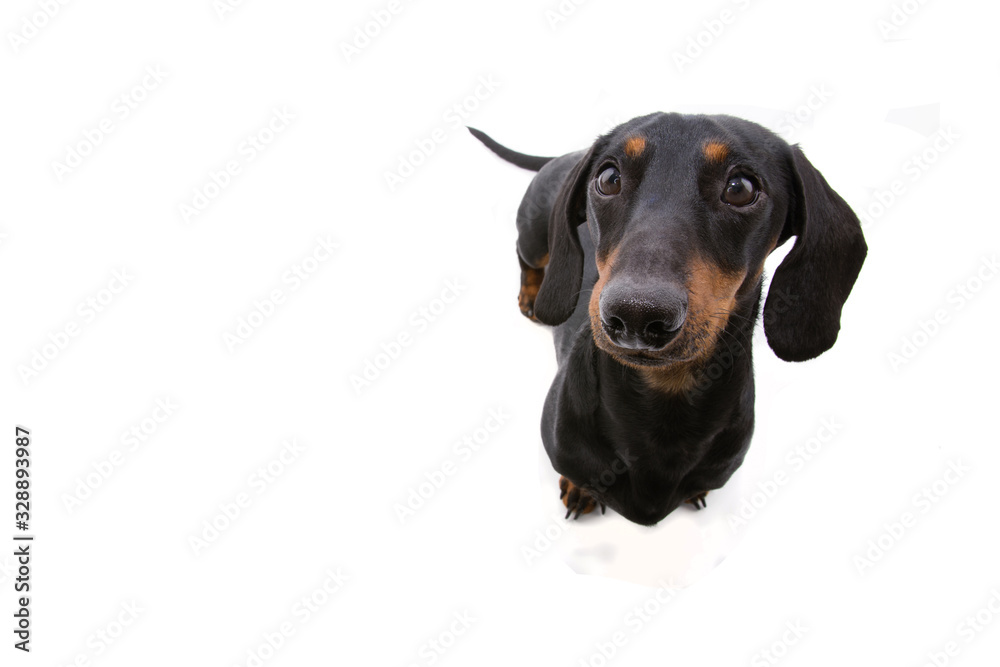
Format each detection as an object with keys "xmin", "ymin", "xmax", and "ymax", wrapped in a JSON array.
[{"xmin": 640, "ymin": 364, "xmax": 700, "ymax": 394}]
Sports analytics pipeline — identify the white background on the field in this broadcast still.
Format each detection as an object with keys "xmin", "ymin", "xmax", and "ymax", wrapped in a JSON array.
[{"xmin": 2, "ymin": 0, "xmax": 999, "ymax": 665}]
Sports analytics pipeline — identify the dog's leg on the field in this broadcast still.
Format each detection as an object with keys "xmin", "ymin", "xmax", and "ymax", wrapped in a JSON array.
[
  {"xmin": 518, "ymin": 253, "xmax": 547, "ymax": 321},
  {"xmin": 513, "ymin": 151, "xmax": 583, "ymax": 322},
  {"xmin": 515, "ymin": 192, "xmax": 551, "ymax": 322},
  {"xmin": 559, "ymin": 475, "xmax": 605, "ymax": 519}
]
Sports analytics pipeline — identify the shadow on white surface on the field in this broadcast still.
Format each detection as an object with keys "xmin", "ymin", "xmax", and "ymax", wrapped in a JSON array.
[{"xmin": 536, "ymin": 445, "xmax": 756, "ymax": 588}]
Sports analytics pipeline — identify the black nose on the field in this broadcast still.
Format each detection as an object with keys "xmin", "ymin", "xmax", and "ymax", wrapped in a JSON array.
[{"xmin": 599, "ymin": 282, "xmax": 687, "ymax": 351}]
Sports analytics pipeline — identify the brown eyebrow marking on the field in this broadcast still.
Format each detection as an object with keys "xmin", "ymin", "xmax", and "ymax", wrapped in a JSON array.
[
  {"xmin": 702, "ymin": 141, "xmax": 729, "ymax": 162},
  {"xmin": 624, "ymin": 136, "xmax": 646, "ymax": 158}
]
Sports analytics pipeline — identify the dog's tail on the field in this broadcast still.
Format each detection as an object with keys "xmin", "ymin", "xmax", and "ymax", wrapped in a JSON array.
[{"xmin": 467, "ymin": 127, "xmax": 554, "ymax": 172}]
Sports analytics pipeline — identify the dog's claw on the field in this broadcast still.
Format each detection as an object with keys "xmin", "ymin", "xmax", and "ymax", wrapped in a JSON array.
[
  {"xmin": 559, "ymin": 476, "xmax": 600, "ymax": 520},
  {"xmin": 685, "ymin": 491, "xmax": 709, "ymax": 510}
]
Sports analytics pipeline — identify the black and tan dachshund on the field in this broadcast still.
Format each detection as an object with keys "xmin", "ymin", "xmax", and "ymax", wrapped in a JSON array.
[{"xmin": 470, "ymin": 113, "xmax": 866, "ymax": 526}]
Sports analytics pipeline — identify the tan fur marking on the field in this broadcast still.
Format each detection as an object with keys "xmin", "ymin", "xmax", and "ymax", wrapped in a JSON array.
[
  {"xmin": 624, "ymin": 136, "xmax": 646, "ymax": 158},
  {"xmin": 518, "ymin": 255, "xmax": 549, "ymax": 320},
  {"xmin": 588, "ymin": 248, "xmax": 619, "ymax": 333},
  {"xmin": 686, "ymin": 255, "xmax": 746, "ymax": 337},
  {"xmin": 703, "ymin": 141, "xmax": 729, "ymax": 163},
  {"xmin": 641, "ymin": 365, "xmax": 700, "ymax": 394},
  {"xmin": 559, "ymin": 476, "xmax": 597, "ymax": 515},
  {"xmin": 641, "ymin": 256, "xmax": 746, "ymax": 394}
]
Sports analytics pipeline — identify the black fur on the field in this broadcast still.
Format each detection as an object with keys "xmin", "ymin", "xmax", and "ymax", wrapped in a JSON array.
[
  {"xmin": 466, "ymin": 127, "xmax": 554, "ymax": 172},
  {"xmin": 471, "ymin": 113, "xmax": 867, "ymax": 525}
]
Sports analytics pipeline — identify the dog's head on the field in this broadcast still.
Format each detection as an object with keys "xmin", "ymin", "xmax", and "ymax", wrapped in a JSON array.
[{"xmin": 533, "ymin": 112, "xmax": 867, "ymax": 366}]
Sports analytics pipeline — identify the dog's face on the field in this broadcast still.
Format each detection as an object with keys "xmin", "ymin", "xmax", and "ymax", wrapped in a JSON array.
[
  {"xmin": 533, "ymin": 112, "xmax": 867, "ymax": 366},
  {"xmin": 583, "ymin": 115, "xmax": 792, "ymax": 368}
]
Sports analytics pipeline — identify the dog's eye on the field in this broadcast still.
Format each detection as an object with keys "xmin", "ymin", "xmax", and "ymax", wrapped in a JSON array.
[
  {"xmin": 722, "ymin": 176, "xmax": 757, "ymax": 207},
  {"xmin": 596, "ymin": 167, "xmax": 622, "ymax": 196}
]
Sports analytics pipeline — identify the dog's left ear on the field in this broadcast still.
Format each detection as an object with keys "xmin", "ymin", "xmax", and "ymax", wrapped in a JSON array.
[
  {"xmin": 763, "ymin": 145, "xmax": 868, "ymax": 362},
  {"xmin": 532, "ymin": 144, "xmax": 600, "ymax": 326}
]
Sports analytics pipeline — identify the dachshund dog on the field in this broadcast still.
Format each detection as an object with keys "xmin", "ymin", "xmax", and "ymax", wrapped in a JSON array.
[{"xmin": 470, "ymin": 113, "xmax": 866, "ymax": 526}]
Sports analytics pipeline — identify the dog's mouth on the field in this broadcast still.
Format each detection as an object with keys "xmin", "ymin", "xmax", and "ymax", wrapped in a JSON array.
[
  {"xmin": 591, "ymin": 326, "xmax": 700, "ymax": 369},
  {"xmin": 618, "ymin": 349, "xmax": 689, "ymax": 366}
]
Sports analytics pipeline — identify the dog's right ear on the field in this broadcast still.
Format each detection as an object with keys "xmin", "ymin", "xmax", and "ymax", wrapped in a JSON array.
[
  {"xmin": 763, "ymin": 145, "xmax": 867, "ymax": 361},
  {"xmin": 532, "ymin": 144, "xmax": 599, "ymax": 326}
]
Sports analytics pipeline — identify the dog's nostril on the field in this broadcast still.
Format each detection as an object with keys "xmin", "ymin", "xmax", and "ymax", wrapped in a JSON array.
[
  {"xmin": 600, "ymin": 283, "xmax": 687, "ymax": 351},
  {"xmin": 604, "ymin": 316, "xmax": 625, "ymax": 333},
  {"xmin": 644, "ymin": 320, "xmax": 672, "ymax": 339}
]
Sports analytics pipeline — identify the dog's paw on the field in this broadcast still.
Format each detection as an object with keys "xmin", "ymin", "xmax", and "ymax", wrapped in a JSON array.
[
  {"xmin": 559, "ymin": 476, "xmax": 605, "ymax": 519},
  {"xmin": 518, "ymin": 267, "xmax": 545, "ymax": 321},
  {"xmin": 684, "ymin": 491, "xmax": 709, "ymax": 510}
]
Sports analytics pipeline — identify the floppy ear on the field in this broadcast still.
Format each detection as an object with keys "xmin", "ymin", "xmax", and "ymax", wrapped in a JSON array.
[
  {"xmin": 532, "ymin": 146, "xmax": 598, "ymax": 326},
  {"xmin": 763, "ymin": 145, "xmax": 868, "ymax": 362}
]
